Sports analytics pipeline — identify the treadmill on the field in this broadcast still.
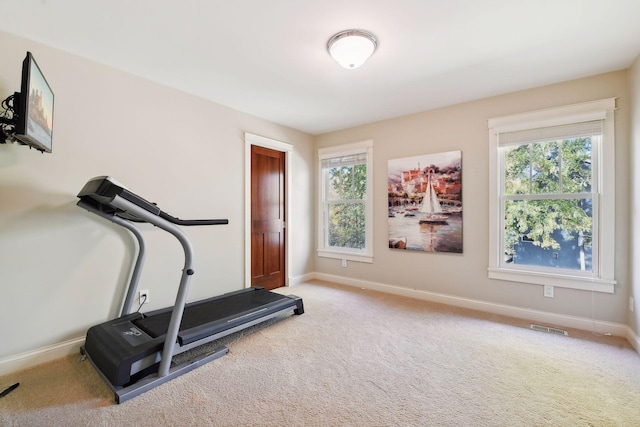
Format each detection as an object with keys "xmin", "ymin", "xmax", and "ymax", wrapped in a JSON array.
[{"xmin": 76, "ymin": 176, "xmax": 304, "ymax": 404}]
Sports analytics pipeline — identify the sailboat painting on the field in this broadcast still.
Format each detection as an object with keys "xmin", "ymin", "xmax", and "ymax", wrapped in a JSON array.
[{"xmin": 388, "ymin": 151, "xmax": 462, "ymax": 253}]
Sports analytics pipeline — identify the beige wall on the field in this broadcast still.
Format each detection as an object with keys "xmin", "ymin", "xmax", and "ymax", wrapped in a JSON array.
[
  {"xmin": 630, "ymin": 54, "xmax": 640, "ymax": 338},
  {"xmin": 316, "ymin": 70, "xmax": 631, "ymax": 326},
  {"xmin": 0, "ymin": 31, "xmax": 315, "ymax": 360},
  {"xmin": 1, "ymin": 28, "xmax": 637, "ymax": 367}
]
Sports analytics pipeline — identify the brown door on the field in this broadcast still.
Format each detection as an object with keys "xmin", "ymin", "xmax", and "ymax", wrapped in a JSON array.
[{"xmin": 251, "ymin": 145, "xmax": 285, "ymax": 290}]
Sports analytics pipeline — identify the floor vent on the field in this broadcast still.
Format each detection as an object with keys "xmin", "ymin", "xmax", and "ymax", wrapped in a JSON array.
[{"xmin": 530, "ymin": 324, "xmax": 569, "ymax": 336}]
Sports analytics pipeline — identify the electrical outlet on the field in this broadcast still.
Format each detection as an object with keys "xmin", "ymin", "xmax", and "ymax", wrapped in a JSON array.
[
  {"xmin": 139, "ymin": 289, "xmax": 149, "ymax": 305},
  {"xmin": 543, "ymin": 285, "xmax": 554, "ymax": 298},
  {"xmin": 341, "ymin": 259, "xmax": 347, "ymax": 268},
  {"xmin": 630, "ymin": 296, "xmax": 635, "ymax": 312}
]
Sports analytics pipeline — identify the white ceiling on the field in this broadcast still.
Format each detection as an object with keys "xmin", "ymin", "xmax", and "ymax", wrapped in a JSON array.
[{"xmin": 2, "ymin": 0, "xmax": 640, "ymax": 135}]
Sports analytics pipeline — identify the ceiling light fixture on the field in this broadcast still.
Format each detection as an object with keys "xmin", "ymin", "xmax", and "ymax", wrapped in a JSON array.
[{"xmin": 327, "ymin": 29, "xmax": 378, "ymax": 70}]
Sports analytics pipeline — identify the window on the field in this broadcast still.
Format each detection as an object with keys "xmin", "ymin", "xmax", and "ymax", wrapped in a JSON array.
[
  {"xmin": 488, "ymin": 99, "xmax": 616, "ymax": 293},
  {"xmin": 318, "ymin": 140, "xmax": 373, "ymax": 263}
]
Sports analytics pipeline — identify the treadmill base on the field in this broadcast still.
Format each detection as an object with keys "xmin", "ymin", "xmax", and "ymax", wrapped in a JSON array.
[{"xmin": 84, "ymin": 345, "xmax": 229, "ymax": 404}]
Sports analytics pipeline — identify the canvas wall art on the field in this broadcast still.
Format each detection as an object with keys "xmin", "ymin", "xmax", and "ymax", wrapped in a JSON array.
[{"xmin": 388, "ymin": 150, "xmax": 462, "ymax": 253}]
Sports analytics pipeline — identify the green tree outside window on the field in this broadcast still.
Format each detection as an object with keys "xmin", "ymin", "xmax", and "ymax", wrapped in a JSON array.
[
  {"xmin": 326, "ymin": 164, "xmax": 367, "ymax": 249},
  {"xmin": 503, "ymin": 137, "xmax": 592, "ymax": 267}
]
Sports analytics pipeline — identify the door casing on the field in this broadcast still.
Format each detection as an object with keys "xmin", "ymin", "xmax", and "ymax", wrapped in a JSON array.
[{"xmin": 244, "ymin": 132, "xmax": 293, "ymax": 288}]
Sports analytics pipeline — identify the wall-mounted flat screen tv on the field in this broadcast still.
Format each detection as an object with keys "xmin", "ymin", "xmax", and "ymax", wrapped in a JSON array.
[{"xmin": 14, "ymin": 52, "xmax": 54, "ymax": 153}]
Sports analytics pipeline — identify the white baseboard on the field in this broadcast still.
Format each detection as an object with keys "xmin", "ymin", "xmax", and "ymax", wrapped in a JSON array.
[
  {"xmin": 0, "ymin": 337, "xmax": 84, "ymax": 377},
  {"xmin": 313, "ymin": 272, "xmax": 632, "ymax": 340},
  {"xmin": 627, "ymin": 327, "xmax": 640, "ymax": 353},
  {"xmin": 289, "ymin": 272, "xmax": 316, "ymax": 287}
]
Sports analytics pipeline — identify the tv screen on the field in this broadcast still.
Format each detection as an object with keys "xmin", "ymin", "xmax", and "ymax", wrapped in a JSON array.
[{"xmin": 14, "ymin": 52, "xmax": 54, "ymax": 153}]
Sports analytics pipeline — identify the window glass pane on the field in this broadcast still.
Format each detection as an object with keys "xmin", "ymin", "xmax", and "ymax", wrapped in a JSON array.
[
  {"xmin": 504, "ymin": 145, "xmax": 531, "ymax": 195},
  {"xmin": 328, "ymin": 203, "xmax": 365, "ymax": 249},
  {"xmin": 561, "ymin": 137, "xmax": 592, "ymax": 193},
  {"xmin": 504, "ymin": 198, "xmax": 592, "ymax": 271},
  {"xmin": 326, "ymin": 164, "xmax": 367, "ymax": 200},
  {"xmin": 531, "ymin": 141, "xmax": 560, "ymax": 194}
]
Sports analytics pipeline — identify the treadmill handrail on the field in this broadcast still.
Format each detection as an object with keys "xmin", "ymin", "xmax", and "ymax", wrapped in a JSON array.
[
  {"xmin": 77, "ymin": 200, "xmax": 147, "ymax": 316},
  {"xmin": 158, "ymin": 211, "xmax": 228, "ymax": 226},
  {"xmin": 109, "ymin": 195, "xmax": 196, "ymax": 379}
]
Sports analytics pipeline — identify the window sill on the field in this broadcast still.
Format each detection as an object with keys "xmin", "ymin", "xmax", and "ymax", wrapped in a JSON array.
[
  {"xmin": 317, "ymin": 249, "xmax": 373, "ymax": 264},
  {"xmin": 488, "ymin": 267, "xmax": 615, "ymax": 293}
]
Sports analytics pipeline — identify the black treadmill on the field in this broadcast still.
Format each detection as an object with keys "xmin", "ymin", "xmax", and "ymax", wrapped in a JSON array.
[{"xmin": 76, "ymin": 176, "xmax": 304, "ymax": 404}]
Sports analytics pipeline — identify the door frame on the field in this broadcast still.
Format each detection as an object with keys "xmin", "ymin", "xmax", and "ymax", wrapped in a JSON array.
[{"xmin": 244, "ymin": 132, "xmax": 293, "ymax": 288}]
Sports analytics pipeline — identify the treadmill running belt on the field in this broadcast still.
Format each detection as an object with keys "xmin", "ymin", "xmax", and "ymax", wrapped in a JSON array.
[{"xmin": 134, "ymin": 288, "xmax": 290, "ymax": 340}]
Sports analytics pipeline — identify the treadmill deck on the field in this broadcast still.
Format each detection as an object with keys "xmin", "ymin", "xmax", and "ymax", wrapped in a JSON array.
[{"xmin": 135, "ymin": 287, "xmax": 299, "ymax": 345}]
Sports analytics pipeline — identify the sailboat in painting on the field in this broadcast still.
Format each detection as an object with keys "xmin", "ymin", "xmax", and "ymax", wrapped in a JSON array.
[{"xmin": 418, "ymin": 170, "xmax": 448, "ymax": 224}]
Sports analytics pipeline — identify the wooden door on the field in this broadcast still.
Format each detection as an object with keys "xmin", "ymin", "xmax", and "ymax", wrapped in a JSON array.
[{"xmin": 251, "ymin": 145, "xmax": 285, "ymax": 290}]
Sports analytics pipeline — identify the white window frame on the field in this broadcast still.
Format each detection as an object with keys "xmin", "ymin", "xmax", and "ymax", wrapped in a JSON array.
[
  {"xmin": 488, "ymin": 98, "xmax": 616, "ymax": 293},
  {"xmin": 317, "ymin": 140, "xmax": 373, "ymax": 263}
]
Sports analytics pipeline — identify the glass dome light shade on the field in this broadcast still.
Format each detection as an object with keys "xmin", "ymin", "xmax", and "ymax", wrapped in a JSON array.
[{"xmin": 328, "ymin": 30, "xmax": 377, "ymax": 69}]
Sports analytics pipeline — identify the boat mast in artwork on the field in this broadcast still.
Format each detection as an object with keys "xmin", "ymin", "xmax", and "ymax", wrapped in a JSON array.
[{"xmin": 418, "ymin": 169, "xmax": 448, "ymax": 225}]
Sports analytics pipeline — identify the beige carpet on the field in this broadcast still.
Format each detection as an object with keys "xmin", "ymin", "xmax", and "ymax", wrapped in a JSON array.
[{"xmin": 1, "ymin": 280, "xmax": 639, "ymax": 426}]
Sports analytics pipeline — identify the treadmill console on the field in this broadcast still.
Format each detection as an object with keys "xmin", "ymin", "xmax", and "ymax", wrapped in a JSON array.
[{"xmin": 77, "ymin": 176, "xmax": 161, "ymax": 216}]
